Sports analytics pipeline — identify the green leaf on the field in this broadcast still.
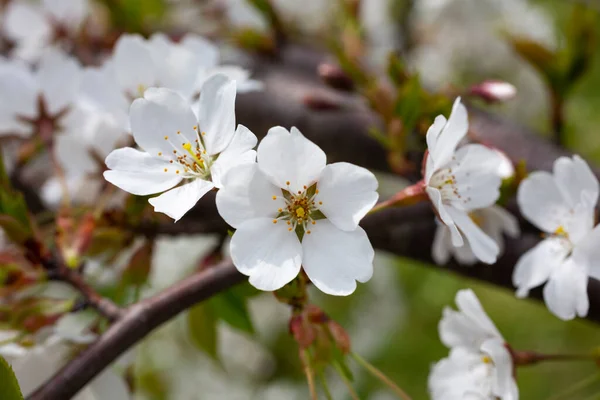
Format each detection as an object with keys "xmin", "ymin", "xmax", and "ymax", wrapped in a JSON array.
[
  {"xmin": 393, "ymin": 74, "xmax": 423, "ymax": 139},
  {"xmin": 209, "ymin": 289, "xmax": 254, "ymax": 335},
  {"xmin": 100, "ymin": 0, "xmax": 166, "ymax": 33},
  {"xmin": 0, "ymin": 355, "xmax": 24, "ymax": 400},
  {"xmin": 505, "ymin": 36, "xmax": 559, "ymax": 83},
  {"xmin": 187, "ymin": 303, "xmax": 218, "ymax": 360}
]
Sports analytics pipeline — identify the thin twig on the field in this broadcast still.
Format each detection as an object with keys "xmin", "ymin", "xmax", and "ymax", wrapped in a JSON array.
[{"xmin": 351, "ymin": 353, "xmax": 412, "ymax": 400}]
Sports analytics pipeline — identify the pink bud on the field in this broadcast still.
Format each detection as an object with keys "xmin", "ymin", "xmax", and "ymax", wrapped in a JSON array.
[{"xmin": 469, "ymin": 80, "xmax": 517, "ymax": 103}]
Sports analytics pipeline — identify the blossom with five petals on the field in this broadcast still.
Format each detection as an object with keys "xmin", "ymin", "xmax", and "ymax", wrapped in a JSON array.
[
  {"xmin": 513, "ymin": 155, "xmax": 600, "ymax": 320},
  {"xmin": 424, "ymin": 98, "xmax": 506, "ymax": 264},
  {"xmin": 103, "ymin": 75, "xmax": 257, "ymax": 221},
  {"xmin": 216, "ymin": 126, "xmax": 379, "ymax": 295},
  {"xmin": 429, "ymin": 289, "xmax": 518, "ymax": 400}
]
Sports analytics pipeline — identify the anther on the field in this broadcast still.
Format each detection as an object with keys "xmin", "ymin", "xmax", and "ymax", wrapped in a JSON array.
[
  {"xmin": 272, "ymin": 196, "xmax": 277, "ymax": 200},
  {"xmin": 312, "ymin": 221, "xmax": 316, "ymax": 225},
  {"xmin": 286, "ymin": 181, "xmax": 290, "ymax": 186},
  {"xmin": 177, "ymin": 131, "xmax": 181, "ymax": 135},
  {"xmin": 158, "ymin": 152, "xmax": 162, "ymax": 156},
  {"xmin": 272, "ymin": 219, "xmax": 277, "ymax": 224},
  {"xmin": 164, "ymin": 168, "xmax": 168, "ymax": 172},
  {"xmin": 176, "ymin": 170, "xmax": 180, "ymax": 174},
  {"xmin": 288, "ymin": 227, "xmax": 293, "ymax": 231},
  {"xmin": 306, "ymin": 230, "xmax": 311, "ymax": 234},
  {"xmin": 164, "ymin": 136, "xmax": 168, "ymax": 140},
  {"xmin": 319, "ymin": 201, "xmax": 323, "ymax": 205}
]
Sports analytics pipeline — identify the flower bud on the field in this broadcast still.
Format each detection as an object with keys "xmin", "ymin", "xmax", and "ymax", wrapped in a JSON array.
[
  {"xmin": 468, "ymin": 80, "xmax": 516, "ymax": 103},
  {"xmin": 318, "ymin": 63, "xmax": 354, "ymax": 91}
]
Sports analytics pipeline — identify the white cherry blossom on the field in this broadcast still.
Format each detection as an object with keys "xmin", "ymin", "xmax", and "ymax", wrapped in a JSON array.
[
  {"xmin": 216, "ymin": 126, "xmax": 378, "ymax": 295},
  {"xmin": 104, "ymin": 74, "xmax": 257, "ymax": 221},
  {"xmin": 0, "ymin": 49, "xmax": 83, "ymax": 138},
  {"xmin": 424, "ymin": 98, "xmax": 506, "ymax": 264},
  {"xmin": 2, "ymin": 0, "xmax": 90, "ymax": 62},
  {"xmin": 433, "ymin": 205, "xmax": 519, "ymax": 265},
  {"xmin": 514, "ymin": 155, "xmax": 600, "ymax": 320},
  {"xmin": 429, "ymin": 289, "xmax": 518, "ymax": 400}
]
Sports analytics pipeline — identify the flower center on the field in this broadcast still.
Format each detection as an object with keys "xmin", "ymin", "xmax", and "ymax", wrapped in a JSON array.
[
  {"xmin": 429, "ymin": 167, "xmax": 467, "ymax": 204},
  {"xmin": 271, "ymin": 182, "xmax": 325, "ymax": 238},
  {"xmin": 159, "ymin": 126, "xmax": 213, "ymax": 179}
]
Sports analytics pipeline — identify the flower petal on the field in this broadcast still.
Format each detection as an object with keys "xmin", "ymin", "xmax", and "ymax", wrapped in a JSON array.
[
  {"xmin": 0, "ymin": 63, "xmax": 37, "ymax": 135},
  {"xmin": 148, "ymin": 179, "xmax": 214, "ymax": 221},
  {"xmin": 512, "ymin": 237, "xmax": 569, "ymax": 298},
  {"xmin": 79, "ymin": 66, "xmax": 130, "ymax": 130},
  {"xmin": 426, "ymin": 187, "xmax": 463, "ymax": 247},
  {"xmin": 112, "ymin": 34, "xmax": 157, "ymax": 96},
  {"xmin": 576, "ymin": 225, "xmax": 600, "ymax": 281},
  {"xmin": 37, "ymin": 49, "xmax": 81, "ymax": 115},
  {"xmin": 230, "ymin": 218, "xmax": 302, "ymax": 291},
  {"xmin": 197, "ymin": 74, "xmax": 237, "ymax": 155},
  {"xmin": 3, "ymin": 2, "xmax": 51, "ymax": 44},
  {"xmin": 215, "ymin": 163, "xmax": 283, "ymax": 228},
  {"xmin": 180, "ymin": 34, "xmax": 220, "ymax": 68},
  {"xmin": 451, "ymin": 144, "xmax": 502, "ymax": 210},
  {"xmin": 447, "ymin": 207, "xmax": 499, "ymax": 264},
  {"xmin": 517, "ymin": 171, "xmax": 569, "ymax": 233},
  {"xmin": 484, "ymin": 205, "xmax": 520, "ymax": 239},
  {"xmin": 427, "ymin": 98, "xmax": 468, "ymax": 173},
  {"xmin": 42, "ymin": 0, "xmax": 89, "ymax": 30},
  {"xmin": 424, "ymin": 115, "xmax": 447, "ymax": 182},
  {"xmin": 210, "ymin": 124, "xmax": 257, "ymax": 189},
  {"xmin": 543, "ymin": 257, "xmax": 589, "ymax": 320},
  {"xmin": 481, "ymin": 339, "xmax": 518, "ymax": 400},
  {"xmin": 302, "ymin": 221, "xmax": 374, "ymax": 295},
  {"xmin": 432, "ymin": 224, "xmax": 451, "ymax": 265},
  {"xmin": 104, "ymin": 147, "xmax": 182, "ymax": 195},
  {"xmin": 553, "ymin": 155, "xmax": 599, "ymax": 209},
  {"xmin": 257, "ymin": 126, "xmax": 326, "ymax": 193},
  {"xmin": 315, "ymin": 162, "xmax": 378, "ymax": 231},
  {"xmin": 130, "ymin": 87, "xmax": 198, "ymax": 156}
]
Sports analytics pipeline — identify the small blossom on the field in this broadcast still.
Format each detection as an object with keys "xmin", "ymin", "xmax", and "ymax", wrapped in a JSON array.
[
  {"xmin": 104, "ymin": 74, "xmax": 257, "ymax": 221},
  {"xmin": 429, "ymin": 289, "xmax": 518, "ymax": 400},
  {"xmin": 514, "ymin": 155, "xmax": 600, "ymax": 320},
  {"xmin": 424, "ymin": 98, "xmax": 506, "ymax": 264},
  {"xmin": 2, "ymin": 0, "xmax": 90, "ymax": 62},
  {"xmin": 216, "ymin": 126, "xmax": 378, "ymax": 295},
  {"xmin": 0, "ymin": 49, "xmax": 83, "ymax": 138}
]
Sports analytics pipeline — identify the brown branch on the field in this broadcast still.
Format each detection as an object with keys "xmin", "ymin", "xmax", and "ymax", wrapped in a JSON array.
[{"xmin": 28, "ymin": 260, "xmax": 244, "ymax": 400}]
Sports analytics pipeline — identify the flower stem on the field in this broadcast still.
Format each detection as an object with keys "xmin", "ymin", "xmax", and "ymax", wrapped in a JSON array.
[
  {"xmin": 512, "ymin": 350, "xmax": 600, "ymax": 366},
  {"xmin": 351, "ymin": 352, "xmax": 412, "ymax": 400},
  {"xmin": 333, "ymin": 362, "xmax": 360, "ymax": 400},
  {"xmin": 368, "ymin": 182, "xmax": 427, "ymax": 215},
  {"xmin": 302, "ymin": 349, "xmax": 319, "ymax": 400},
  {"xmin": 319, "ymin": 372, "xmax": 334, "ymax": 400},
  {"xmin": 546, "ymin": 372, "xmax": 599, "ymax": 400}
]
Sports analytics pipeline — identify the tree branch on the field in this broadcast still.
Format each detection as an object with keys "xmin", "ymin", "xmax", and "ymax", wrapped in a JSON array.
[{"xmin": 28, "ymin": 261, "xmax": 244, "ymax": 400}]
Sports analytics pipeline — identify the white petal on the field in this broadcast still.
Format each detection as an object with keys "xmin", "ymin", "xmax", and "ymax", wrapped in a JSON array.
[
  {"xmin": 447, "ymin": 207, "xmax": 499, "ymax": 264},
  {"xmin": 517, "ymin": 171, "xmax": 570, "ymax": 233},
  {"xmin": 130, "ymin": 88, "xmax": 198, "ymax": 155},
  {"xmin": 113, "ymin": 34, "xmax": 157, "ymax": 96},
  {"xmin": 79, "ymin": 67, "xmax": 129, "ymax": 129},
  {"xmin": 104, "ymin": 147, "xmax": 182, "ymax": 195},
  {"xmin": 37, "ymin": 50, "xmax": 81, "ymax": 115},
  {"xmin": 180, "ymin": 34, "xmax": 220, "ymax": 68},
  {"xmin": 148, "ymin": 34, "xmax": 200, "ymax": 97},
  {"xmin": 215, "ymin": 163, "xmax": 283, "ymax": 228},
  {"xmin": 42, "ymin": 0, "xmax": 89, "ymax": 30},
  {"xmin": 257, "ymin": 126, "xmax": 326, "ymax": 193},
  {"xmin": 427, "ymin": 98, "xmax": 468, "ymax": 173},
  {"xmin": 148, "ymin": 179, "xmax": 214, "ymax": 221},
  {"xmin": 302, "ymin": 221, "xmax": 374, "ymax": 295},
  {"xmin": 426, "ymin": 187, "xmax": 463, "ymax": 247},
  {"xmin": 210, "ymin": 124, "xmax": 257, "ymax": 189},
  {"xmin": 439, "ymin": 289, "xmax": 502, "ymax": 349},
  {"xmin": 0, "ymin": 63, "xmax": 37, "ymax": 135},
  {"xmin": 432, "ymin": 224, "xmax": 452, "ymax": 265},
  {"xmin": 424, "ymin": 115, "xmax": 447, "ymax": 182},
  {"xmin": 576, "ymin": 225, "xmax": 600, "ymax": 281},
  {"xmin": 197, "ymin": 74, "xmax": 237, "ymax": 155},
  {"xmin": 553, "ymin": 155, "xmax": 599, "ymax": 209},
  {"xmin": 543, "ymin": 257, "xmax": 589, "ymax": 320},
  {"xmin": 481, "ymin": 339, "xmax": 518, "ymax": 400},
  {"xmin": 3, "ymin": 3, "xmax": 51, "ymax": 43},
  {"xmin": 451, "ymin": 144, "xmax": 502, "ymax": 210},
  {"xmin": 53, "ymin": 311, "xmax": 96, "ymax": 344},
  {"xmin": 55, "ymin": 133, "xmax": 97, "ymax": 175},
  {"xmin": 315, "ymin": 162, "xmax": 379, "ymax": 231},
  {"xmin": 512, "ymin": 238, "xmax": 569, "ymax": 298},
  {"xmin": 484, "ymin": 205, "xmax": 520, "ymax": 239},
  {"xmin": 230, "ymin": 218, "xmax": 302, "ymax": 291}
]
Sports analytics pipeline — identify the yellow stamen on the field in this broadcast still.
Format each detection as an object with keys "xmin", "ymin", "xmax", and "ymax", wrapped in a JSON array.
[
  {"xmin": 272, "ymin": 219, "xmax": 277, "ymax": 224},
  {"xmin": 272, "ymin": 196, "xmax": 277, "ymax": 200},
  {"xmin": 554, "ymin": 225, "xmax": 568, "ymax": 237},
  {"xmin": 296, "ymin": 207, "xmax": 306, "ymax": 218}
]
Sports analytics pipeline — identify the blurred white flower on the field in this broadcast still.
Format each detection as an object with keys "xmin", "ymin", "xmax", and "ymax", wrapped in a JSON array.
[
  {"xmin": 2, "ymin": 0, "xmax": 90, "ymax": 62},
  {"xmin": 429, "ymin": 289, "xmax": 518, "ymax": 400},
  {"xmin": 104, "ymin": 75, "xmax": 257, "ymax": 221},
  {"xmin": 424, "ymin": 98, "xmax": 506, "ymax": 264},
  {"xmin": 0, "ymin": 49, "xmax": 83, "ymax": 138},
  {"xmin": 216, "ymin": 126, "xmax": 378, "ymax": 295},
  {"xmin": 469, "ymin": 80, "xmax": 517, "ymax": 103},
  {"xmin": 433, "ymin": 205, "xmax": 519, "ymax": 265},
  {"xmin": 514, "ymin": 155, "xmax": 600, "ymax": 320}
]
